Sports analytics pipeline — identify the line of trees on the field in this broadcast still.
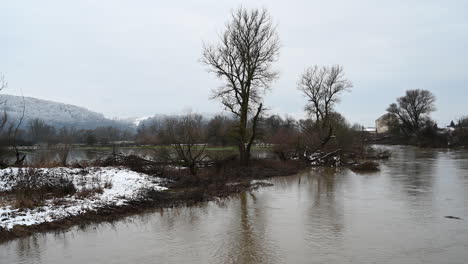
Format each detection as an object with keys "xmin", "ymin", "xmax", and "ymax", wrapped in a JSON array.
[
  {"xmin": 136, "ymin": 114, "xmax": 236, "ymax": 146},
  {"xmin": 135, "ymin": 110, "xmax": 360, "ymax": 167},
  {"xmin": 452, "ymin": 116, "xmax": 468, "ymax": 146},
  {"xmin": 0, "ymin": 118, "xmax": 134, "ymax": 146},
  {"xmin": 381, "ymin": 89, "xmax": 468, "ymax": 147},
  {"xmin": 0, "ymin": 106, "xmax": 359, "ymax": 153}
]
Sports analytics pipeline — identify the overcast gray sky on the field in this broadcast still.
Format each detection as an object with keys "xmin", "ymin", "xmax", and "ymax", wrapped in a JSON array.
[{"xmin": 1, "ymin": 0, "xmax": 467, "ymax": 126}]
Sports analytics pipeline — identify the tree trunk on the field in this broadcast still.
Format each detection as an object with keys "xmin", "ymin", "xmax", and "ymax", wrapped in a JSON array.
[
  {"xmin": 239, "ymin": 144, "xmax": 248, "ymax": 166},
  {"xmin": 189, "ymin": 165, "xmax": 197, "ymax": 176},
  {"xmin": 320, "ymin": 126, "xmax": 333, "ymax": 148},
  {"xmin": 245, "ymin": 104, "xmax": 263, "ymax": 166},
  {"xmin": 239, "ymin": 101, "xmax": 249, "ymax": 166},
  {"xmin": 238, "ymin": 129, "xmax": 249, "ymax": 166}
]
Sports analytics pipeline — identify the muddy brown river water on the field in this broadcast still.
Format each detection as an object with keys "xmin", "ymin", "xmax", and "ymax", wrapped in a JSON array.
[{"xmin": 1, "ymin": 146, "xmax": 467, "ymax": 263}]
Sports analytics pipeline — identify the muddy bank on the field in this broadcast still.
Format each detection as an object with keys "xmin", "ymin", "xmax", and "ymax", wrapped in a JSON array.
[{"xmin": 0, "ymin": 185, "xmax": 248, "ymax": 244}]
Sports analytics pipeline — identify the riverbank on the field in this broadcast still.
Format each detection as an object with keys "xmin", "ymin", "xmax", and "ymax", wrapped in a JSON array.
[{"xmin": 0, "ymin": 158, "xmax": 305, "ymax": 244}]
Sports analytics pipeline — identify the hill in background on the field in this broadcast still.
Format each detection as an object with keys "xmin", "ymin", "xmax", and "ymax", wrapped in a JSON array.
[{"xmin": 1, "ymin": 94, "xmax": 134, "ymax": 130}]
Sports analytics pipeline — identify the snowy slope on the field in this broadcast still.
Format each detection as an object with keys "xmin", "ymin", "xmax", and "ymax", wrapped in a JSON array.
[{"xmin": 1, "ymin": 94, "xmax": 133, "ymax": 129}]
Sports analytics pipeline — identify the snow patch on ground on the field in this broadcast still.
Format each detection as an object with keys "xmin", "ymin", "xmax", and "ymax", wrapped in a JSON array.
[
  {"xmin": 0, "ymin": 167, "xmax": 167, "ymax": 230},
  {"xmin": 250, "ymin": 179, "xmax": 272, "ymax": 185}
]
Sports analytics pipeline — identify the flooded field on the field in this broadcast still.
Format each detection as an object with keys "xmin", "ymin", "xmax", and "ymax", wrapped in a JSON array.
[
  {"xmin": 4, "ymin": 146, "xmax": 273, "ymax": 165},
  {"xmin": 1, "ymin": 146, "xmax": 467, "ymax": 264}
]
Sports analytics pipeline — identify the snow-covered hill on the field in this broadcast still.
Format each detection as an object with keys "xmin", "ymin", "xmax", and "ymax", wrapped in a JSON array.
[{"xmin": 1, "ymin": 95, "xmax": 133, "ymax": 130}]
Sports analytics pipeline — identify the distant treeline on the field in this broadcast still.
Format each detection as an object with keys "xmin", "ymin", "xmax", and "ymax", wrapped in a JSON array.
[
  {"xmin": 378, "ymin": 89, "xmax": 468, "ymax": 148},
  {"xmin": 0, "ymin": 113, "xmax": 364, "ymax": 149},
  {"xmin": 0, "ymin": 118, "xmax": 134, "ymax": 146}
]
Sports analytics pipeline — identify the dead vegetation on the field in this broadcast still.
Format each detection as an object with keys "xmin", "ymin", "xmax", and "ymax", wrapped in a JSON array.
[
  {"xmin": 75, "ymin": 186, "xmax": 104, "ymax": 199},
  {"xmin": 3, "ymin": 168, "xmax": 77, "ymax": 209},
  {"xmin": 92, "ymin": 154, "xmax": 166, "ymax": 176}
]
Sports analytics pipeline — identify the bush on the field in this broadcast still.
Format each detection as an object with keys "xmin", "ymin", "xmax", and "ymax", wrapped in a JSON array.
[
  {"xmin": 12, "ymin": 168, "xmax": 77, "ymax": 209},
  {"xmin": 296, "ymin": 113, "xmax": 360, "ymax": 161},
  {"xmin": 75, "ymin": 186, "xmax": 104, "ymax": 199},
  {"xmin": 414, "ymin": 124, "xmax": 448, "ymax": 147},
  {"xmin": 94, "ymin": 154, "xmax": 164, "ymax": 176},
  {"xmin": 451, "ymin": 117, "xmax": 468, "ymax": 147}
]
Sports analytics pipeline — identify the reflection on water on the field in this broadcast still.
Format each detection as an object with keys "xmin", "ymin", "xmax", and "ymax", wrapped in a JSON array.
[
  {"xmin": 219, "ymin": 192, "xmax": 280, "ymax": 264},
  {"xmin": 1, "ymin": 146, "xmax": 468, "ymax": 264}
]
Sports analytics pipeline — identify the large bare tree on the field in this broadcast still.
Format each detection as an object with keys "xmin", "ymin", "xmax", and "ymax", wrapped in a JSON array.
[
  {"xmin": 297, "ymin": 65, "xmax": 352, "ymax": 148},
  {"xmin": 202, "ymin": 7, "xmax": 280, "ymax": 166},
  {"xmin": 386, "ymin": 89, "xmax": 436, "ymax": 135}
]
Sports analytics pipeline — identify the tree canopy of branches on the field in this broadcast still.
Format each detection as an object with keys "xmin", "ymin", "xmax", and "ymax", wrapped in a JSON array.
[
  {"xmin": 458, "ymin": 116, "xmax": 468, "ymax": 128},
  {"xmin": 166, "ymin": 113, "xmax": 207, "ymax": 175},
  {"xmin": 29, "ymin": 119, "xmax": 56, "ymax": 143},
  {"xmin": 202, "ymin": 7, "xmax": 280, "ymax": 166},
  {"xmin": 206, "ymin": 115, "xmax": 235, "ymax": 146},
  {"xmin": 297, "ymin": 65, "xmax": 352, "ymax": 149},
  {"xmin": 386, "ymin": 89, "xmax": 436, "ymax": 136}
]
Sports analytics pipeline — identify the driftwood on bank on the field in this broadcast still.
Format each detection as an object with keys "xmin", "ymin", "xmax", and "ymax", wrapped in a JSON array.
[{"xmin": 308, "ymin": 149, "xmax": 341, "ymax": 166}]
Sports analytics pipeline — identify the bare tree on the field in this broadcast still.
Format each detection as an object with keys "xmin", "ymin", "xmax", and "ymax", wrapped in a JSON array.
[
  {"xmin": 202, "ymin": 7, "xmax": 280, "ymax": 166},
  {"xmin": 458, "ymin": 116, "xmax": 468, "ymax": 128},
  {"xmin": 0, "ymin": 74, "xmax": 8, "ymax": 131},
  {"xmin": 297, "ymin": 65, "xmax": 352, "ymax": 149},
  {"xmin": 0, "ymin": 74, "xmax": 6, "ymax": 90},
  {"xmin": 386, "ymin": 89, "xmax": 436, "ymax": 135},
  {"xmin": 206, "ymin": 115, "xmax": 235, "ymax": 146},
  {"xmin": 0, "ymin": 74, "xmax": 9, "ymax": 167},
  {"xmin": 58, "ymin": 128, "xmax": 72, "ymax": 166},
  {"xmin": 9, "ymin": 95, "xmax": 27, "ymax": 166},
  {"xmin": 167, "ymin": 113, "xmax": 207, "ymax": 175},
  {"xmin": 0, "ymin": 74, "xmax": 28, "ymax": 166}
]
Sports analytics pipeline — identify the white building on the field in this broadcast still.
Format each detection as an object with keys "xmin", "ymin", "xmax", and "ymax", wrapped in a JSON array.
[{"xmin": 375, "ymin": 113, "xmax": 396, "ymax": 134}]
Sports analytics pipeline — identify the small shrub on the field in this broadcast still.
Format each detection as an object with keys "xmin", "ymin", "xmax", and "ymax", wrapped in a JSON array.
[
  {"xmin": 12, "ymin": 168, "xmax": 77, "ymax": 209},
  {"xmin": 103, "ymin": 180, "xmax": 113, "ymax": 189},
  {"xmin": 52, "ymin": 198, "xmax": 68, "ymax": 206},
  {"xmin": 14, "ymin": 196, "xmax": 38, "ymax": 209},
  {"xmin": 94, "ymin": 154, "xmax": 164, "ymax": 176}
]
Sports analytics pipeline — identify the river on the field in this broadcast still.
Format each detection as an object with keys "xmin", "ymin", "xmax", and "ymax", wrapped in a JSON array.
[{"xmin": 1, "ymin": 146, "xmax": 467, "ymax": 263}]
